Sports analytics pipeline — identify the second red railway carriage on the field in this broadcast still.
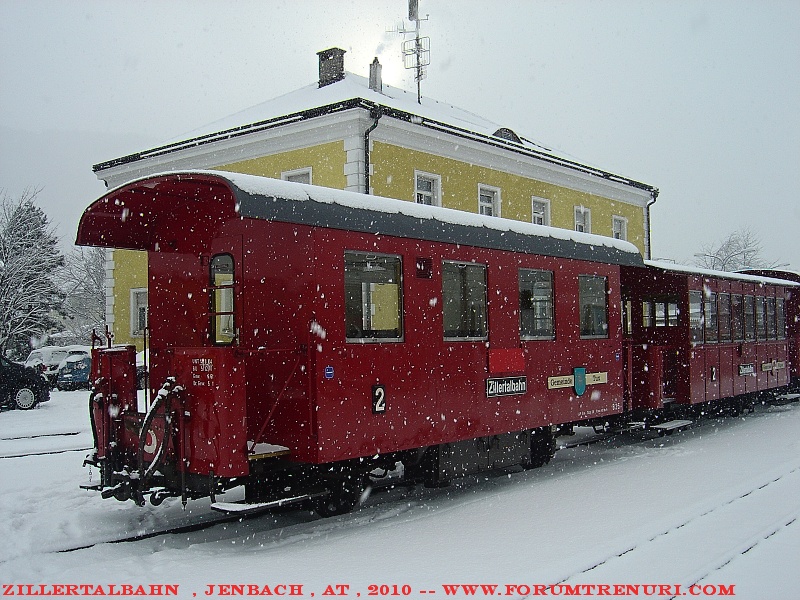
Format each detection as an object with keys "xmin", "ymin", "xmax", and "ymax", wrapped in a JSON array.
[
  {"xmin": 76, "ymin": 171, "xmax": 797, "ymax": 513},
  {"xmin": 621, "ymin": 262, "xmax": 793, "ymax": 420}
]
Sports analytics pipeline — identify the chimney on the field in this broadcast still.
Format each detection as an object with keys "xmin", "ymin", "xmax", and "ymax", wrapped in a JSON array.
[
  {"xmin": 317, "ymin": 47, "xmax": 346, "ymax": 88},
  {"xmin": 369, "ymin": 57, "xmax": 383, "ymax": 93}
]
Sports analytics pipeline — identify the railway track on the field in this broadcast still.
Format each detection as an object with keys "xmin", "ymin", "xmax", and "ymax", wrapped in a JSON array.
[
  {"xmin": 554, "ymin": 459, "xmax": 800, "ymax": 596},
  {"xmin": 0, "ymin": 431, "xmax": 91, "ymax": 459},
  {"xmin": 13, "ymin": 404, "xmax": 797, "ymax": 564}
]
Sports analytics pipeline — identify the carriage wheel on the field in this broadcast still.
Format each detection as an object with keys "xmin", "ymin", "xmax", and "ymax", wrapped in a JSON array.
[
  {"xmin": 525, "ymin": 427, "xmax": 556, "ymax": 469},
  {"xmin": 314, "ymin": 465, "xmax": 365, "ymax": 517}
]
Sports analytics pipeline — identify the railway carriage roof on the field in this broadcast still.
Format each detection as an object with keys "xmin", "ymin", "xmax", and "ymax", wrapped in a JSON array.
[
  {"xmin": 77, "ymin": 170, "xmax": 644, "ymax": 267},
  {"xmin": 644, "ymin": 260, "xmax": 800, "ymax": 288}
]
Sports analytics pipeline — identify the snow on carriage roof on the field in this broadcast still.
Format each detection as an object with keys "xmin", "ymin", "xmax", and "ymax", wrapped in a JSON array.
[
  {"xmin": 203, "ymin": 169, "xmax": 643, "ymax": 258},
  {"xmin": 645, "ymin": 260, "xmax": 800, "ymax": 287}
]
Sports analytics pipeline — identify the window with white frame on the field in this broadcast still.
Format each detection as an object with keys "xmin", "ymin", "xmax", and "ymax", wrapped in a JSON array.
[
  {"xmin": 415, "ymin": 171, "xmax": 441, "ymax": 206},
  {"xmin": 478, "ymin": 185, "xmax": 501, "ymax": 217},
  {"xmin": 130, "ymin": 288, "xmax": 148, "ymax": 337},
  {"xmin": 612, "ymin": 216, "xmax": 628, "ymax": 240},
  {"xmin": 281, "ymin": 168, "xmax": 312, "ymax": 185},
  {"xmin": 531, "ymin": 197, "xmax": 550, "ymax": 226},
  {"xmin": 574, "ymin": 206, "xmax": 591, "ymax": 233}
]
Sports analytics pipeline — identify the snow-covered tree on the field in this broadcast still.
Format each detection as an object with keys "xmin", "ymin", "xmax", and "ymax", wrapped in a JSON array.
[
  {"xmin": 0, "ymin": 189, "xmax": 66, "ymax": 357},
  {"xmin": 694, "ymin": 227, "xmax": 783, "ymax": 272},
  {"xmin": 58, "ymin": 245, "xmax": 106, "ymax": 343}
]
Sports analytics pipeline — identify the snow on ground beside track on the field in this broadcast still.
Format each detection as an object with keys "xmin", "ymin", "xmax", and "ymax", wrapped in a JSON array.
[{"xmin": 1, "ymin": 391, "xmax": 799, "ymax": 598}]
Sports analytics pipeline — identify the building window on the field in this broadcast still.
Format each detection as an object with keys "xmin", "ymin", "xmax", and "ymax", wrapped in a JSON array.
[
  {"xmin": 689, "ymin": 290, "xmax": 704, "ymax": 344},
  {"xmin": 209, "ymin": 254, "xmax": 236, "ymax": 345},
  {"xmin": 281, "ymin": 168, "xmax": 312, "ymax": 185},
  {"xmin": 519, "ymin": 269, "xmax": 554, "ymax": 340},
  {"xmin": 478, "ymin": 185, "xmax": 501, "ymax": 217},
  {"xmin": 130, "ymin": 288, "xmax": 148, "ymax": 337},
  {"xmin": 579, "ymin": 275, "xmax": 608, "ymax": 338},
  {"xmin": 612, "ymin": 216, "xmax": 628, "ymax": 241},
  {"xmin": 442, "ymin": 262, "xmax": 487, "ymax": 340},
  {"xmin": 344, "ymin": 252, "xmax": 403, "ymax": 341},
  {"xmin": 415, "ymin": 171, "xmax": 441, "ymax": 206},
  {"xmin": 531, "ymin": 197, "xmax": 550, "ymax": 226},
  {"xmin": 574, "ymin": 206, "xmax": 591, "ymax": 233}
]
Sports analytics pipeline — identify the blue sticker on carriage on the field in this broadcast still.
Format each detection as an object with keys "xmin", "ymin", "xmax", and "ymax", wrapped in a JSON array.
[
  {"xmin": 573, "ymin": 367, "xmax": 587, "ymax": 396},
  {"xmin": 324, "ymin": 365, "xmax": 334, "ymax": 379}
]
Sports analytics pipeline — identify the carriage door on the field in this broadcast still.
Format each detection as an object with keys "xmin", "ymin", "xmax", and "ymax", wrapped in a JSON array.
[{"xmin": 208, "ymin": 236, "xmax": 243, "ymax": 347}]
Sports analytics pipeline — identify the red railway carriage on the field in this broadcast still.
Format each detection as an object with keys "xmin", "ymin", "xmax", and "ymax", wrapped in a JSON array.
[
  {"xmin": 77, "ymin": 171, "xmax": 641, "ymax": 512},
  {"xmin": 621, "ymin": 261, "xmax": 795, "ymax": 418},
  {"xmin": 739, "ymin": 269, "xmax": 800, "ymax": 388}
]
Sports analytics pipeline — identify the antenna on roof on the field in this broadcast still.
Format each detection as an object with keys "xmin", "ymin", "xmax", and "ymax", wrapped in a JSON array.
[{"xmin": 395, "ymin": 0, "xmax": 430, "ymax": 104}]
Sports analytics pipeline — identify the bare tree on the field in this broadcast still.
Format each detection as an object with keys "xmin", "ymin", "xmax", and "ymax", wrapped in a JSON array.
[
  {"xmin": 0, "ymin": 188, "xmax": 66, "ymax": 357},
  {"xmin": 58, "ymin": 245, "xmax": 106, "ymax": 344},
  {"xmin": 694, "ymin": 227, "xmax": 784, "ymax": 272}
]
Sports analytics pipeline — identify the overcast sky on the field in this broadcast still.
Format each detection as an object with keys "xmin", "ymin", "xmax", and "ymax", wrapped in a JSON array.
[{"xmin": 1, "ymin": 0, "xmax": 798, "ymax": 270}]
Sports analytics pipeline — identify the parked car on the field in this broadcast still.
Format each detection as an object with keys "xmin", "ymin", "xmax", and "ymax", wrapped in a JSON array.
[
  {"xmin": 25, "ymin": 345, "xmax": 90, "ymax": 389},
  {"xmin": 56, "ymin": 350, "xmax": 92, "ymax": 391},
  {"xmin": 0, "ymin": 355, "xmax": 50, "ymax": 410}
]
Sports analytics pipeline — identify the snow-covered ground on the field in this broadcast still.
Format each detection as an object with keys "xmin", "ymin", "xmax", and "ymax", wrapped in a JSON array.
[{"xmin": 1, "ymin": 391, "xmax": 799, "ymax": 598}]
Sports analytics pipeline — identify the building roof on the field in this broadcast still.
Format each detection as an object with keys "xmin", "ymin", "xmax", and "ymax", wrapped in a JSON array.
[{"xmin": 93, "ymin": 68, "xmax": 656, "ymax": 195}]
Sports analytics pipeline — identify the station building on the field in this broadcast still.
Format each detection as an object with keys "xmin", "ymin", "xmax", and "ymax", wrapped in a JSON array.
[{"xmin": 92, "ymin": 48, "xmax": 658, "ymax": 350}]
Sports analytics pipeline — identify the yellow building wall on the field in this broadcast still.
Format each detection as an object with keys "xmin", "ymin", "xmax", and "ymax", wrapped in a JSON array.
[
  {"xmin": 370, "ymin": 142, "xmax": 646, "ymax": 254},
  {"xmin": 111, "ymin": 248, "xmax": 148, "ymax": 350},
  {"xmin": 216, "ymin": 141, "xmax": 347, "ymax": 189},
  {"xmin": 112, "ymin": 139, "xmax": 646, "ymax": 349}
]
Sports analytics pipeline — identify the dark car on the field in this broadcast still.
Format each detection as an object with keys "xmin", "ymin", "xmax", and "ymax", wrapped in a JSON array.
[{"xmin": 0, "ymin": 355, "xmax": 50, "ymax": 410}]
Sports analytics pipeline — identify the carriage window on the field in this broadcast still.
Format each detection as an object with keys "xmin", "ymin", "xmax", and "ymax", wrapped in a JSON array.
[
  {"xmin": 731, "ymin": 294, "xmax": 744, "ymax": 341},
  {"xmin": 667, "ymin": 302, "xmax": 679, "ymax": 326},
  {"xmin": 623, "ymin": 300, "xmax": 633, "ymax": 337},
  {"xmin": 755, "ymin": 296, "xmax": 766, "ymax": 340},
  {"xmin": 209, "ymin": 254, "xmax": 235, "ymax": 345},
  {"xmin": 689, "ymin": 291, "xmax": 703, "ymax": 344},
  {"xmin": 344, "ymin": 252, "xmax": 403, "ymax": 341},
  {"xmin": 655, "ymin": 302, "xmax": 667, "ymax": 327},
  {"xmin": 718, "ymin": 293, "xmax": 731, "ymax": 342},
  {"xmin": 443, "ymin": 262, "xmax": 487, "ymax": 340},
  {"xmin": 766, "ymin": 297, "xmax": 777, "ymax": 340},
  {"xmin": 704, "ymin": 292, "xmax": 718, "ymax": 343},
  {"xmin": 642, "ymin": 301, "xmax": 654, "ymax": 328},
  {"xmin": 744, "ymin": 295, "xmax": 755, "ymax": 341},
  {"xmin": 777, "ymin": 298, "xmax": 786, "ymax": 339},
  {"xmin": 579, "ymin": 275, "xmax": 608, "ymax": 338},
  {"xmin": 519, "ymin": 269, "xmax": 554, "ymax": 340}
]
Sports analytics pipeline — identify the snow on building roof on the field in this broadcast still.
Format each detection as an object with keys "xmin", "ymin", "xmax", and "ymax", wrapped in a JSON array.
[{"xmin": 94, "ymin": 62, "xmax": 655, "ymax": 194}]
